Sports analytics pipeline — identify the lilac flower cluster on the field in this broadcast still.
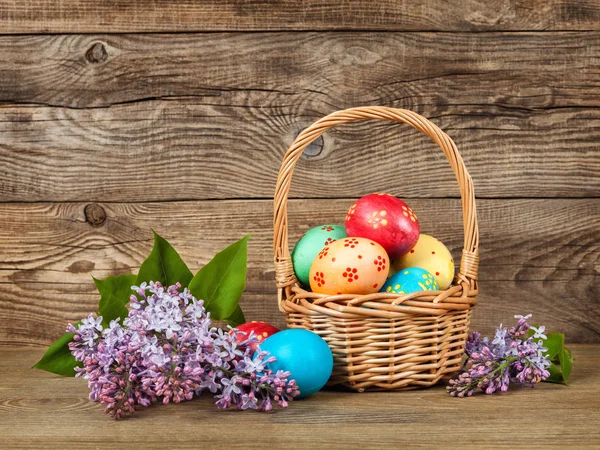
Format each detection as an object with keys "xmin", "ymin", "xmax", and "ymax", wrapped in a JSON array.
[
  {"xmin": 447, "ymin": 314, "xmax": 551, "ymax": 397},
  {"xmin": 68, "ymin": 281, "xmax": 299, "ymax": 419}
]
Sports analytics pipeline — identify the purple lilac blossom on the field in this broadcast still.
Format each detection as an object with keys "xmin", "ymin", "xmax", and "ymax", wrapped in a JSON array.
[
  {"xmin": 67, "ymin": 281, "xmax": 299, "ymax": 419},
  {"xmin": 447, "ymin": 314, "xmax": 551, "ymax": 397}
]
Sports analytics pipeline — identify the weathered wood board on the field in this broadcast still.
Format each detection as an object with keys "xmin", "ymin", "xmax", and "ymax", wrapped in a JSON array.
[
  {"xmin": 3, "ymin": 33, "xmax": 599, "ymax": 110},
  {"xmin": 0, "ymin": 198, "xmax": 597, "ymax": 346},
  {"xmin": 1, "ymin": 102, "xmax": 598, "ymax": 201},
  {"xmin": 0, "ymin": 32, "xmax": 599, "ymax": 201},
  {"xmin": 1, "ymin": 0, "xmax": 599, "ymax": 33}
]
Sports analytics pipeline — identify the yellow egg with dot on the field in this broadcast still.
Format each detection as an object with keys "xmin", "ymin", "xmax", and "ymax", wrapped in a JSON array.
[{"xmin": 393, "ymin": 234, "xmax": 455, "ymax": 289}]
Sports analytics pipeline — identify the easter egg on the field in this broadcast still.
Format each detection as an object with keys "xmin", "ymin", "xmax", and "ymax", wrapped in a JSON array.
[
  {"xmin": 381, "ymin": 267, "xmax": 439, "ymax": 294},
  {"xmin": 393, "ymin": 234, "xmax": 455, "ymax": 289},
  {"xmin": 292, "ymin": 225, "xmax": 347, "ymax": 287},
  {"xmin": 309, "ymin": 237, "xmax": 389, "ymax": 295},
  {"xmin": 345, "ymin": 193, "xmax": 420, "ymax": 258},
  {"xmin": 232, "ymin": 321, "xmax": 280, "ymax": 352},
  {"xmin": 258, "ymin": 329, "xmax": 333, "ymax": 398}
]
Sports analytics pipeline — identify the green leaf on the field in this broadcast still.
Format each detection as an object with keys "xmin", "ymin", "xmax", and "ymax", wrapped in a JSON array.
[
  {"xmin": 188, "ymin": 234, "xmax": 250, "ymax": 320},
  {"xmin": 136, "ymin": 230, "xmax": 193, "ymax": 288},
  {"xmin": 225, "ymin": 305, "xmax": 246, "ymax": 327},
  {"xmin": 32, "ymin": 325, "xmax": 81, "ymax": 376},
  {"xmin": 559, "ymin": 347, "xmax": 573, "ymax": 381},
  {"xmin": 543, "ymin": 332, "xmax": 565, "ymax": 360},
  {"xmin": 95, "ymin": 274, "xmax": 137, "ymax": 326},
  {"xmin": 528, "ymin": 329, "xmax": 572, "ymax": 385},
  {"xmin": 544, "ymin": 362, "xmax": 566, "ymax": 384}
]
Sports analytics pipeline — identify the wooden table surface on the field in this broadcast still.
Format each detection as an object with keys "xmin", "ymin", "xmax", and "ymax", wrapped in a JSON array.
[{"xmin": 1, "ymin": 345, "xmax": 599, "ymax": 449}]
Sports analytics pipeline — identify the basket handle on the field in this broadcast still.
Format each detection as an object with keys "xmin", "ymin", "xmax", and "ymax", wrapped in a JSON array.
[{"xmin": 274, "ymin": 106, "xmax": 479, "ymax": 305}]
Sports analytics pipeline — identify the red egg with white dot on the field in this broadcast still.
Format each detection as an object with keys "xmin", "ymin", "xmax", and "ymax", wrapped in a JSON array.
[
  {"xmin": 345, "ymin": 193, "xmax": 420, "ymax": 258},
  {"xmin": 232, "ymin": 321, "xmax": 280, "ymax": 351},
  {"xmin": 309, "ymin": 237, "xmax": 389, "ymax": 295}
]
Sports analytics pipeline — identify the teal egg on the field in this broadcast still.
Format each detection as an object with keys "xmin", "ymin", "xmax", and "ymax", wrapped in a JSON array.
[
  {"xmin": 381, "ymin": 267, "xmax": 439, "ymax": 294},
  {"xmin": 257, "ymin": 329, "xmax": 333, "ymax": 398},
  {"xmin": 291, "ymin": 225, "xmax": 347, "ymax": 287}
]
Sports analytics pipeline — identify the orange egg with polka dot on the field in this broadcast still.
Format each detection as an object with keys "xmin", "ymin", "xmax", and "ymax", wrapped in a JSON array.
[
  {"xmin": 231, "ymin": 321, "xmax": 280, "ymax": 352},
  {"xmin": 309, "ymin": 237, "xmax": 390, "ymax": 295},
  {"xmin": 345, "ymin": 193, "xmax": 420, "ymax": 258}
]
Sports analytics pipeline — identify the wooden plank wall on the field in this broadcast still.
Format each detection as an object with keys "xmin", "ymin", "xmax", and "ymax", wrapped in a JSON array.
[{"xmin": 0, "ymin": 1, "xmax": 598, "ymax": 346}]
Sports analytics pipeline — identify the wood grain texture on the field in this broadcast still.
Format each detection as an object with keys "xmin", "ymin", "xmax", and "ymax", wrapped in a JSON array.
[
  {"xmin": 1, "ymin": 0, "xmax": 599, "ymax": 33},
  {"xmin": 1, "ymin": 346, "xmax": 599, "ymax": 449},
  {"xmin": 0, "ymin": 198, "xmax": 598, "ymax": 346},
  {"xmin": 1, "ymin": 33, "xmax": 599, "ymax": 200}
]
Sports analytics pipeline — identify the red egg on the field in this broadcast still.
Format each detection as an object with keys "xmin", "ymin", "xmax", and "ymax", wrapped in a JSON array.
[
  {"xmin": 345, "ymin": 193, "xmax": 420, "ymax": 258},
  {"xmin": 232, "ymin": 321, "xmax": 280, "ymax": 352}
]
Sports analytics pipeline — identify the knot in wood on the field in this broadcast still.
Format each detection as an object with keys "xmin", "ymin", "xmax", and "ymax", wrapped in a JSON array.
[
  {"xmin": 84, "ymin": 203, "xmax": 106, "ymax": 226},
  {"xmin": 294, "ymin": 129, "xmax": 324, "ymax": 158},
  {"xmin": 85, "ymin": 42, "xmax": 108, "ymax": 64}
]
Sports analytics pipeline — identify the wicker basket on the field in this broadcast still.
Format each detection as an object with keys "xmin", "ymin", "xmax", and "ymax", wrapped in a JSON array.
[{"xmin": 273, "ymin": 106, "xmax": 479, "ymax": 391}]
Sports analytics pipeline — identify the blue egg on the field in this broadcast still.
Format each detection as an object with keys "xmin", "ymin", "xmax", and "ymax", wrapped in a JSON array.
[
  {"xmin": 381, "ymin": 267, "xmax": 439, "ymax": 294},
  {"xmin": 257, "ymin": 329, "xmax": 333, "ymax": 398}
]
